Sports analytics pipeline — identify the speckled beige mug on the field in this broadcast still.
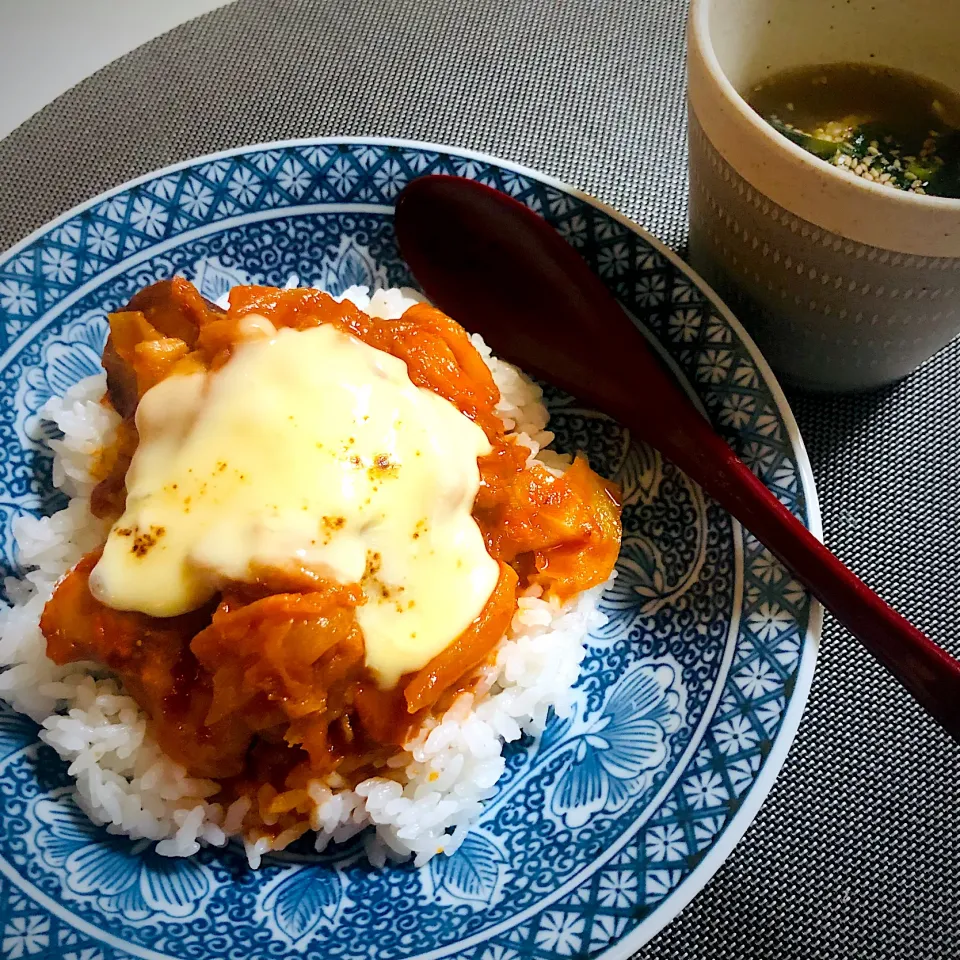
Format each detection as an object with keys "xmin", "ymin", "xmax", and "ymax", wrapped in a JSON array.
[{"xmin": 687, "ymin": 0, "xmax": 960, "ymax": 391}]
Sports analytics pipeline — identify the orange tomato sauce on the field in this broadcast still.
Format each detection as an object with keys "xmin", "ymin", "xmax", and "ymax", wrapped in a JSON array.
[{"xmin": 40, "ymin": 278, "xmax": 622, "ymax": 838}]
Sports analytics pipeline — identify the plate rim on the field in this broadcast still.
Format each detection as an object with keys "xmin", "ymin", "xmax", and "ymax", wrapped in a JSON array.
[{"xmin": 0, "ymin": 135, "xmax": 823, "ymax": 958}]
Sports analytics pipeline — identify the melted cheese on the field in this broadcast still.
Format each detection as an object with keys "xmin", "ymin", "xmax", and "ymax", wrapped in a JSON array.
[{"xmin": 89, "ymin": 321, "xmax": 500, "ymax": 688}]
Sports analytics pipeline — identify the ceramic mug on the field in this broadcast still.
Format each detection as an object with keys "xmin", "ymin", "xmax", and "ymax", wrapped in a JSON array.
[{"xmin": 686, "ymin": 0, "xmax": 960, "ymax": 392}]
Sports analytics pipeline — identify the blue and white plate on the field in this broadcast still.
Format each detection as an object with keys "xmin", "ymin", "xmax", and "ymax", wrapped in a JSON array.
[{"xmin": 0, "ymin": 139, "xmax": 820, "ymax": 960}]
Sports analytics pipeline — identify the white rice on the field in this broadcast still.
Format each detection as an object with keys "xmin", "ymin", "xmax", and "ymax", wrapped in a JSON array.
[{"xmin": 0, "ymin": 283, "xmax": 608, "ymax": 867}]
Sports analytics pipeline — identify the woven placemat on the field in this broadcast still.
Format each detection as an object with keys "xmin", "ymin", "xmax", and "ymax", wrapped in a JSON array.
[{"xmin": 1, "ymin": 1, "xmax": 958, "ymax": 957}]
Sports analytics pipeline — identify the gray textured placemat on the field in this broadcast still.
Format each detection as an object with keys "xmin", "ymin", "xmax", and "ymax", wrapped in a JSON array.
[{"xmin": 1, "ymin": 1, "xmax": 958, "ymax": 957}]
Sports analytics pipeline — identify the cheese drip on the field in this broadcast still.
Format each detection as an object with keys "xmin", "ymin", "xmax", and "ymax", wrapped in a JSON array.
[{"xmin": 90, "ymin": 321, "xmax": 500, "ymax": 688}]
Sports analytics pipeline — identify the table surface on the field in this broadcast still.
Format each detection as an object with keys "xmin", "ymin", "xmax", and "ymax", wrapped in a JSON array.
[
  {"xmin": 0, "ymin": 1, "xmax": 958, "ymax": 957},
  {"xmin": 0, "ymin": 0, "xmax": 231, "ymax": 140}
]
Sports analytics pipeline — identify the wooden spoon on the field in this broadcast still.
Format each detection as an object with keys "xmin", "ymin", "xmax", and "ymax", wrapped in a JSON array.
[{"xmin": 394, "ymin": 174, "xmax": 960, "ymax": 742}]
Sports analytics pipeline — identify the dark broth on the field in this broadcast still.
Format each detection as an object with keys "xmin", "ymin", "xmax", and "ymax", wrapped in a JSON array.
[{"xmin": 747, "ymin": 62, "xmax": 960, "ymax": 197}]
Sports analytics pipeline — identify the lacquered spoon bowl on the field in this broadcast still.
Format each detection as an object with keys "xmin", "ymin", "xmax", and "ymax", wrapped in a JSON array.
[{"xmin": 394, "ymin": 174, "xmax": 960, "ymax": 743}]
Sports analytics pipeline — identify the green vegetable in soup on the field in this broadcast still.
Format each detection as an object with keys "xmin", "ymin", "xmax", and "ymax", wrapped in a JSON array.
[
  {"xmin": 748, "ymin": 62, "xmax": 960, "ymax": 198},
  {"xmin": 768, "ymin": 117, "xmax": 841, "ymax": 160}
]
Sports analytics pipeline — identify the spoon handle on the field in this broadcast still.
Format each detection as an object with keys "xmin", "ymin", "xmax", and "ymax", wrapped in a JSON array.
[
  {"xmin": 393, "ymin": 173, "xmax": 960, "ymax": 742},
  {"xmin": 656, "ymin": 416, "xmax": 960, "ymax": 740}
]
